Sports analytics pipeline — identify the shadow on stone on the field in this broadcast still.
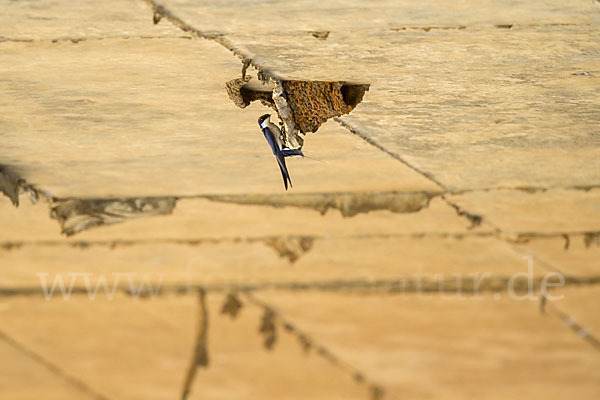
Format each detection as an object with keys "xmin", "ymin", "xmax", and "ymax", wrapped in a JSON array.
[{"xmin": 51, "ymin": 197, "xmax": 177, "ymax": 236}]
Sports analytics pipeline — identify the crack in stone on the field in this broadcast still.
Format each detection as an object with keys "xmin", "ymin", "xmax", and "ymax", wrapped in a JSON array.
[
  {"xmin": 225, "ymin": 65, "xmax": 369, "ymax": 149},
  {"xmin": 335, "ymin": 118, "xmax": 447, "ymax": 190},
  {"xmin": 141, "ymin": 0, "xmax": 224, "ymax": 40},
  {"xmin": 449, "ymin": 184, "xmax": 600, "ymax": 195},
  {"xmin": 4, "ymin": 230, "xmax": 599, "ymax": 253},
  {"xmin": 181, "ymin": 290, "xmax": 210, "ymax": 400},
  {"xmin": 441, "ymin": 196, "xmax": 484, "ymax": 229},
  {"xmin": 0, "ymin": 166, "xmax": 20, "ymax": 207},
  {"xmin": 244, "ymin": 293, "xmax": 386, "ymax": 400},
  {"xmin": 204, "ymin": 191, "xmax": 435, "ymax": 217},
  {"xmin": 2, "ymin": 275, "xmax": 599, "ymax": 298},
  {"xmin": 391, "ymin": 25, "xmax": 467, "ymax": 32},
  {"xmin": 50, "ymin": 197, "xmax": 177, "ymax": 236},
  {"xmin": 264, "ymin": 236, "xmax": 315, "ymax": 263},
  {"xmin": 3, "ymin": 166, "xmax": 597, "ymax": 243},
  {"xmin": 0, "ymin": 35, "xmax": 193, "ymax": 43},
  {"xmin": 0, "ymin": 328, "xmax": 111, "ymax": 400},
  {"xmin": 310, "ymin": 30, "xmax": 330, "ymax": 40},
  {"xmin": 541, "ymin": 299, "xmax": 600, "ymax": 351},
  {"xmin": 0, "ymin": 166, "xmax": 45, "ymax": 207},
  {"xmin": 0, "ymin": 232, "xmax": 495, "ymax": 253},
  {"xmin": 389, "ymin": 23, "xmax": 590, "ymax": 32},
  {"xmin": 144, "ymin": 0, "xmax": 370, "ymax": 148}
]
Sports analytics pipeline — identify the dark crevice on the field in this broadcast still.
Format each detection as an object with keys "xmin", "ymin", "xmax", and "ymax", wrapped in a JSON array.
[
  {"xmin": 51, "ymin": 197, "xmax": 177, "ymax": 236},
  {"xmin": 142, "ymin": 0, "xmax": 223, "ymax": 40},
  {"xmin": 2, "ymin": 274, "xmax": 600, "ymax": 298},
  {"xmin": 0, "ymin": 35, "xmax": 193, "ymax": 44},
  {"xmin": 441, "ymin": 196, "xmax": 484, "ymax": 229},
  {"xmin": 310, "ymin": 31, "xmax": 330, "ymax": 40},
  {"xmin": 264, "ymin": 236, "xmax": 315, "ymax": 263},
  {"xmin": 391, "ymin": 26, "xmax": 466, "ymax": 32},
  {"xmin": 204, "ymin": 191, "xmax": 435, "ymax": 217},
  {"xmin": 4, "ymin": 230, "xmax": 599, "ymax": 252},
  {"xmin": 2, "ymin": 166, "xmax": 597, "ymax": 243},
  {"xmin": 0, "ymin": 165, "xmax": 44, "ymax": 207},
  {"xmin": 244, "ymin": 293, "xmax": 386, "ymax": 399},
  {"xmin": 449, "ymin": 184, "xmax": 600, "ymax": 195},
  {"xmin": 181, "ymin": 290, "xmax": 210, "ymax": 400},
  {"xmin": 0, "ymin": 166, "xmax": 20, "ymax": 207}
]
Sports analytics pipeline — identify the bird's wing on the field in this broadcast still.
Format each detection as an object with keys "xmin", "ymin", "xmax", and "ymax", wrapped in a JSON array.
[
  {"xmin": 281, "ymin": 148, "xmax": 304, "ymax": 158},
  {"xmin": 267, "ymin": 122, "xmax": 283, "ymax": 150},
  {"xmin": 262, "ymin": 126, "xmax": 292, "ymax": 190},
  {"xmin": 276, "ymin": 159, "xmax": 289, "ymax": 190},
  {"xmin": 275, "ymin": 148, "xmax": 292, "ymax": 190},
  {"xmin": 261, "ymin": 127, "xmax": 279, "ymax": 156}
]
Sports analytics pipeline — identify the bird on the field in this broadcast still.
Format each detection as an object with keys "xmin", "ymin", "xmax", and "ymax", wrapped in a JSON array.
[{"xmin": 258, "ymin": 113, "xmax": 294, "ymax": 190}]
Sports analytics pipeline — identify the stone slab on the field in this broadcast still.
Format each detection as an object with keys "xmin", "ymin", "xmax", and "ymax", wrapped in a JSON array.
[
  {"xmin": 521, "ymin": 236, "xmax": 600, "ymax": 277},
  {"xmin": 1, "ymin": 236, "xmax": 544, "ymax": 289},
  {"xmin": 0, "ymin": 37, "xmax": 438, "ymax": 197},
  {"xmin": 158, "ymin": 0, "xmax": 600, "ymax": 33},
  {"xmin": 0, "ymin": 0, "xmax": 183, "ymax": 40},
  {"xmin": 256, "ymin": 292, "xmax": 600, "ymax": 399},
  {"xmin": 446, "ymin": 188, "xmax": 600, "ymax": 235},
  {"xmin": 0, "ymin": 293, "xmax": 367, "ymax": 400},
  {"xmin": 552, "ymin": 286, "xmax": 600, "ymax": 337},
  {"xmin": 0, "ymin": 337, "xmax": 84, "ymax": 399},
  {"xmin": 0, "ymin": 195, "xmax": 477, "ymax": 242},
  {"xmin": 218, "ymin": 26, "xmax": 600, "ymax": 191}
]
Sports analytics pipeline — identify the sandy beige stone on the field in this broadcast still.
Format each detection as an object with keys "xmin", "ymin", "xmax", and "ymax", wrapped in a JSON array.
[
  {"xmin": 0, "ymin": 37, "xmax": 438, "ymax": 197},
  {"xmin": 0, "ymin": 338, "xmax": 84, "ymax": 399},
  {"xmin": 552, "ymin": 286, "xmax": 600, "ymax": 337},
  {"xmin": 1, "ymin": 0, "xmax": 599, "ymax": 399},
  {"xmin": 446, "ymin": 188, "xmax": 600, "ymax": 235},
  {"xmin": 256, "ymin": 292, "xmax": 600, "ymax": 399},
  {"xmin": 157, "ymin": 0, "xmax": 600, "ymax": 33},
  {"xmin": 1, "ymin": 236, "xmax": 547, "ymax": 289},
  {"xmin": 0, "ymin": 195, "xmax": 477, "ymax": 242},
  {"xmin": 521, "ymin": 236, "xmax": 600, "ymax": 276},
  {"xmin": 214, "ymin": 26, "xmax": 600, "ymax": 191},
  {"xmin": 0, "ymin": 293, "xmax": 368, "ymax": 400},
  {"xmin": 0, "ymin": 0, "xmax": 184, "ymax": 40}
]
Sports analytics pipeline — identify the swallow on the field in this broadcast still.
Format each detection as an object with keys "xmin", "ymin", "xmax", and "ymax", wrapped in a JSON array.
[{"xmin": 258, "ymin": 114, "xmax": 293, "ymax": 190}]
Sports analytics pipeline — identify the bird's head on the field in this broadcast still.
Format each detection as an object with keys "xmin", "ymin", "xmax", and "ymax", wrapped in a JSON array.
[{"xmin": 258, "ymin": 113, "xmax": 271, "ymax": 127}]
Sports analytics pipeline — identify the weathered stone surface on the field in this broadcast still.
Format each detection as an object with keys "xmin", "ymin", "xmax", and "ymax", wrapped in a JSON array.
[
  {"xmin": 0, "ymin": 196, "xmax": 475, "ymax": 242},
  {"xmin": 0, "ymin": 166, "xmax": 20, "ymax": 207},
  {"xmin": 51, "ymin": 197, "xmax": 177, "ymax": 236},
  {"xmin": 256, "ymin": 292, "xmax": 600, "ymax": 399},
  {"xmin": 2, "ymin": 0, "xmax": 600, "ymax": 399},
  {"xmin": 0, "ymin": 236, "xmax": 560, "ymax": 289},
  {"xmin": 521, "ymin": 236, "xmax": 600, "ymax": 276},
  {"xmin": 156, "ymin": 0, "xmax": 600, "ymax": 33},
  {"xmin": 0, "ymin": 294, "xmax": 368, "ymax": 400},
  {"xmin": 216, "ymin": 27, "xmax": 600, "ymax": 191},
  {"xmin": 552, "ymin": 286, "xmax": 600, "ymax": 337},
  {"xmin": 446, "ymin": 188, "xmax": 600, "ymax": 236},
  {"xmin": 141, "ymin": 1, "xmax": 600, "ymax": 192},
  {"xmin": 0, "ymin": 0, "xmax": 185, "ymax": 40},
  {"xmin": 0, "ymin": 38, "xmax": 438, "ymax": 197},
  {"xmin": 0, "ymin": 339, "xmax": 84, "ymax": 399}
]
